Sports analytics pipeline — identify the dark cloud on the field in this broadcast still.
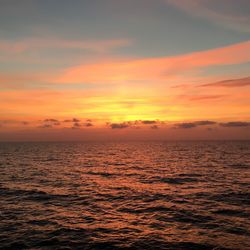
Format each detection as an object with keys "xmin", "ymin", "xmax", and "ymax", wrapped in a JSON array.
[
  {"xmin": 63, "ymin": 118, "xmax": 81, "ymax": 123},
  {"xmin": 195, "ymin": 120, "xmax": 217, "ymax": 126},
  {"xmin": 22, "ymin": 121, "xmax": 29, "ymax": 125},
  {"xmin": 43, "ymin": 118, "xmax": 60, "ymax": 126},
  {"xmin": 175, "ymin": 122, "xmax": 197, "ymax": 129},
  {"xmin": 70, "ymin": 121, "xmax": 93, "ymax": 128},
  {"xmin": 73, "ymin": 118, "xmax": 81, "ymax": 122},
  {"xmin": 84, "ymin": 122, "xmax": 93, "ymax": 127},
  {"xmin": 220, "ymin": 122, "xmax": 250, "ymax": 127},
  {"xmin": 110, "ymin": 122, "xmax": 129, "ymax": 129},
  {"xmin": 109, "ymin": 120, "xmax": 161, "ymax": 129},
  {"xmin": 201, "ymin": 76, "xmax": 250, "ymax": 88},
  {"xmin": 71, "ymin": 122, "xmax": 82, "ymax": 129},
  {"xmin": 141, "ymin": 120, "xmax": 157, "ymax": 124},
  {"xmin": 175, "ymin": 120, "xmax": 250, "ymax": 129},
  {"xmin": 174, "ymin": 120, "xmax": 217, "ymax": 129},
  {"xmin": 44, "ymin": 119, "xmax": 59, "ymax": 122}
]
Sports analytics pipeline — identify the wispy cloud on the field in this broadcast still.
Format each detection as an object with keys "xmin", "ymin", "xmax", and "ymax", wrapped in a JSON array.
[
  {"xmin": 188, "ymin": 95, "xmax": 225, "ymax": 101},
  {"xmin": 201, "ymin": 76, "xmax": 250, "ymax": 88},
  {"xmin": 53, "ymin": 40, "xmax": 250, "ymax": 84},
  {"xmin": 0, "ymin": 38, "xmax": 132, "ymax": 54},
  {"xmin": 166, "ymin": 0, "xmax": 250, "ymax": 33},
  {"xmin": 174, "ymin": 120, "xmax": 217, "ymax": 129},
  {"xmin": 220, "ymin": 121, "xmax": 250, "ymax": 127}
]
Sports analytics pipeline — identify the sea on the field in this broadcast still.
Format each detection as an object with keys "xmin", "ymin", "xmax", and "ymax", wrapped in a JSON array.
[{"xmin": 0, "ymin": 141, "xmax": 249, "ymax": 250}]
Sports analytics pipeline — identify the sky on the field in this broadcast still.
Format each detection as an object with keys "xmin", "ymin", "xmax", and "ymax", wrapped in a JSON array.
[{"xmin": 0, "ymin": 0, "xmax": 250, "ymax": 141}]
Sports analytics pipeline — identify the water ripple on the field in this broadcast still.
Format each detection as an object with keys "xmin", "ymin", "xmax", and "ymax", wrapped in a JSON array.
[{"xmin": 0, "ymin": 141, "xmax": 249, "ymax": 249}]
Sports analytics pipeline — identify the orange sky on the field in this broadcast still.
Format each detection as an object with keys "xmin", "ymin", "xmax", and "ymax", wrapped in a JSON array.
[{"xmin": 0, "ymin": 0, "xmax": 250, "ymax": 140}]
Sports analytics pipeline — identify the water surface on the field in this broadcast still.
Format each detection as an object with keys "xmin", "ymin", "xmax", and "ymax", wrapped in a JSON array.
[{"xmin": 0, "ymin": 141, "xmax": 249, "ymax": 249}]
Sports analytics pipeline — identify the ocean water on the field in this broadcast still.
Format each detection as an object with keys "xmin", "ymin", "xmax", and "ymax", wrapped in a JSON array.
[{"xmin": 0, "ymin": 141, "xmax": 249, "ymax": 250}]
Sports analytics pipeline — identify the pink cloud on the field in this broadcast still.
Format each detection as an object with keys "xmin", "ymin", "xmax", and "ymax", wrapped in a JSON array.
[
  {"xmin": 200, "ymin": 76, "xmax": 250, "ymax": 88},
  {"xmin": 188, "ymin": 95, "xmax": 225, "ymax": 101},
  {"xmin": 54, "ymin": 40, "xmax": 250, "ymax": 84},
  {"xmin": 0, "ymin": 38, "xmax": 132, "ymax": 54}
]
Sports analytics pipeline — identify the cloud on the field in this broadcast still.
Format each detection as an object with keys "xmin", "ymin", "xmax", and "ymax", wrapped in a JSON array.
[
  {"xmin": 188, "ymin": 95, "xmax": 225, "ymax": 101},
  {"xmin": 84, "ymin": 122, "xmax": 93, "ymax": 127},
  {"xmin": 44, "ymin": 118, "xmax": 59, "ymax": 123},
  {"xmin": 63, "ymin": 118, "xmax": 81, "ymax": 123},
  {"xmin": 43, "ymin": 118, "xmax": 60, "ymax": 126},
  {"xmin": 141, "ymin": 120, "xmax": 158, "ymax": 124},
  {"xmin": 54, "ymin": 40, "xmax": 250, "ymax": 84},
  {"xmin": 72, "ymin": 118, "xmax": 81, "ymax": 123},
  {"xmin": 108, "ymin": 120, "xmax": 162, "ymax": 129},
  {"xmin": 174, "ymin": 120, "xmax": 217, "ymax": 129},
  {"xmin": 109, "ymin": 122, "xmax": 130, "ymax": 129},
  {"xmin": 71, "ymin": 122, "xmax": 82, "ymax": 129},
  {"xmin": 13, "ymin": 118, "xmax": 94, "ymax": 130},
  {"xmin": 201, "ymin": 76, "xmax": 250, "ymax": 88},
  {"xmin": 220, "ymin": 121, "xmax": 250, "ymax": 127},
  {"xmin": 166, "ymin": 0, "xmax": 250, "ymax": 33},
  {"xmin": 73, "ymin": 122, "xmax": 81, "ymax": 127},
  {"xmin": 62, "ymin": 118, "xmax": 93, "ymax": 127},
  {"xmin": 195, "ymin": 120, "xmax": 217, "ymax": 126},
  {"xmin": 0, "ymin": 38, "xmax": 132, "ymax": 54},
  {"xmin": 177, "ymin": 94, "xmax": 225, "ymax": 102},
  {"xmin": 107, "ymin": 119, "xmax": 164, "ymax": 131},
  {"xmin": 174, "ymin": 122, "xmax": 197, "ymax": 129},
  {"xmin": 175, "ymin": 120, "xmax": 250, "ymax": 129}
]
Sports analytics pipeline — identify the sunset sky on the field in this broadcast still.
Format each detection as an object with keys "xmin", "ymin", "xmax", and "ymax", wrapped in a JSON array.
[{"xmin": 0, "ymin": 0, "xmax": 250, "ymax": 140}]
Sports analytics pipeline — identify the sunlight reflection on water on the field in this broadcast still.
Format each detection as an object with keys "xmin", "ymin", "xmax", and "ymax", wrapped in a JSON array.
[{"xmin": 0, "ymin": 141, "xmax": 249, "ymax": 249}]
